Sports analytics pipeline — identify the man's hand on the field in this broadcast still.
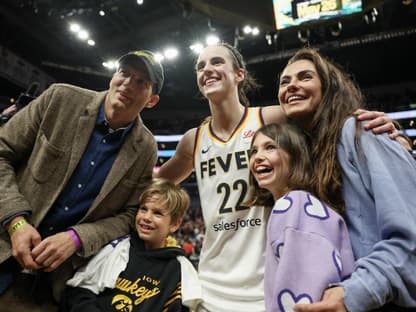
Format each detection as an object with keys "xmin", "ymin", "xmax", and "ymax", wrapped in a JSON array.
[
  {"xmin": 355, "ymin": 109, "xmax": 398, "ymax": 139},
  {"xmin": 31, "ymin": 231, "xmax": 77, "ymax": 272},
  {"xmin": 294, "ymin": 287, "xmax": 347, "ymax": 312},
  {"xmin": 9, "ymin": 219, "xmax": 42, "ymax": 270},
  {"xmin": 2, "ymin": 104, "xmax": 17, "ymax": 116}
]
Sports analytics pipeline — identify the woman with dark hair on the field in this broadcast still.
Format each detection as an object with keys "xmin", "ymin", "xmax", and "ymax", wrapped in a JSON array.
[{"xmin": 276, "ymin": 48, "xmax": 416, "ymax": 312}]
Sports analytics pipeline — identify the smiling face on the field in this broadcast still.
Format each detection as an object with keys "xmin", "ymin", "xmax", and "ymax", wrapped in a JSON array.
[
  {"xmin": 249, "ymin": 132, "xmax": 291, "ymax": 200},
  {"xmin": 278, "ymin": 59, "xmax": 323, "ymax": 130},
  {"xmin": 195, "ymin": 45, "xmax": 244, "ymax": 101},
  {"xmin": 105, "ymin": 62, "xmax": 159, "ymax": 129},
  {"xmin": 135, "ymin": 195, "xmax": 181, "ymax": 250}
]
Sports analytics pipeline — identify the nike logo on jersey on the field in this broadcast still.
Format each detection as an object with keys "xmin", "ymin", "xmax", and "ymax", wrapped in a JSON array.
[{"xmin": 201, "ymin": 146, "xmax": 211, "ymax": 154}]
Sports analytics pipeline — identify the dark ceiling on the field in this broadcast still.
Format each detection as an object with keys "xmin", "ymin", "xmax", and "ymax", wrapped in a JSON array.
[{"xmin": 1, "ymin": 0, "xmax": 416, "ymax": 128}]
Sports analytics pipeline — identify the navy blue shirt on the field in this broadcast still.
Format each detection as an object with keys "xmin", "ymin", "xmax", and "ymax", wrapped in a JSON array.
[{"xmin": 38, "ymin": 104, "xmax": 134, "ymax": 237}]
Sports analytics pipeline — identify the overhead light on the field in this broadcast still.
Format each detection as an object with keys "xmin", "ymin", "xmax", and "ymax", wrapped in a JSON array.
[
  {"xmin": 243, "ymin": 25, "xmax": 260, "ymax": 36},
  {"xmin": 243, "ymin": 25, "xmax": 252, "ymax": 34},
  {"xmin": 103, "ymin": 60, "xmax": 118, "ymax": 70},
  {"xmin": 99, "ymin": 10, "xmax": 105, "ymax": 16},
  {"xmin": 206, "ymin": 34, "xmax": 220, "ymax": 46},
  {"xmin": 69, "ymin": 22, "xmax": 96, "ymax": 46},
  {"xmin": 69, "ymin": 23, "xmax": 80, "ymax": 33},
  {"xmin": 137, "ymin": 0, "xmax": 144, "ymax": 5},
  {"xmin": 164, "ymin": 47, "xmax": 179, "ymax": 60},
  {"xmin": 265, "ymin": 33, "xmax": 272, "ymax": 45},
  {"xmin": 190, "ymin": 43, "xmax": 204, "ymax": 54},
  {"xmin": 364, "ymin": 8, "xmax": 378, "ymax": 24},
  {"xmin": 251, "ymin": 27, "xmax": 260, "ymax": 36},
  {"xmin": 77, "ymin": 30, "xmax": 89, "ymax": 40}
]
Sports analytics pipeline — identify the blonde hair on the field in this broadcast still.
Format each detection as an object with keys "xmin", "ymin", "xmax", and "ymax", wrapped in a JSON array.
[{"xmin": 139, "ymin": 178, "xmax": 190, "ymax": 224}]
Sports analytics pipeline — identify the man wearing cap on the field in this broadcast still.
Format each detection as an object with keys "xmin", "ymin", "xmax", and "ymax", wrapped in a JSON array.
[{"xmin": 0, "ymin": 50, "xmax": 163, "ymax": 309}]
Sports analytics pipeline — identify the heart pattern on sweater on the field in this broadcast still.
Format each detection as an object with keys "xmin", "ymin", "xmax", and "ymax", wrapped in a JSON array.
[
  {"xmin": 278, "ymin": 289, "xmax": 313, "ymax": 312},
  {"xmin": 304, "ymin": 194, "xmax": 329, "ymax": 220}
]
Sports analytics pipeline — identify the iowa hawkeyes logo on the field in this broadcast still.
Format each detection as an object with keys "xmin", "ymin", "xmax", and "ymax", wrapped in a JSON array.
[{"xmin": 112, "ymin": 294, "xmax": 133, "ymax": 312}]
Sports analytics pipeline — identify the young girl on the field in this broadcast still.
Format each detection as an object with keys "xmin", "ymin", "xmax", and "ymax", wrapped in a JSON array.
[
  {"xmin": 277, "ymin": 48, "xmax": 416, "ymax": 312},
  {"xmin": 249, "ymin": 123, "xmax": 355, "ymax": 312}
]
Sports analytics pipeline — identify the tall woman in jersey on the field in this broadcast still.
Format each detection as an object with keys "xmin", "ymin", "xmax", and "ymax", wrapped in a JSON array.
[
  {"xmin": 156, "ymin": 43, "xmax": 396, "ymax": 312},
  {"xmin": 276, "ymin": 48, "xmax": 416, "ymax": 312},
  {"xmin": 158, "ymin": 43, "xmax": 284, "ymax": 312}
]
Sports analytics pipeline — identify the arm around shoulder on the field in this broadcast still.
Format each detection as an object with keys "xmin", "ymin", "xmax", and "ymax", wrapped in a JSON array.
[{"xmin": 262, "ymin": 104, "xmax": 287, "ymax": 125}]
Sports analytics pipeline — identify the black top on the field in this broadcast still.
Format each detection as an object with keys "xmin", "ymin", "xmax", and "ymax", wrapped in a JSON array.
[{"xmin": 60, "ymin": 232, "xmax": 189, "ymax": 312}]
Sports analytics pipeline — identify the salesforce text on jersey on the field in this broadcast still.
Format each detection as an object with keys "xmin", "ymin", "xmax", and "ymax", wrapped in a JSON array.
[{"xmin": 213, "ymin": 217, "xmax": 261, "ymax": 232}]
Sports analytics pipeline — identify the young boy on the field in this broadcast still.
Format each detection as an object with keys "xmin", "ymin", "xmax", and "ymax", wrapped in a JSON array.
[{"xmin": 60, "ymin": 178, "xmax": 202, "ymax": 312}]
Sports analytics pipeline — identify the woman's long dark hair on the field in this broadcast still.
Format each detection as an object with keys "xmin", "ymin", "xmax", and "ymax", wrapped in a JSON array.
[{"xmin": 283, "ymin": 48, "xmax": 364, "ymax": 213}]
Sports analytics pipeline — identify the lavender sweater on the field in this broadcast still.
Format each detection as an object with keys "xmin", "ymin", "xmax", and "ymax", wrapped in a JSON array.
[{"xmin": 264, "ymin": 190, "xmax": 354, "ymax": 312}]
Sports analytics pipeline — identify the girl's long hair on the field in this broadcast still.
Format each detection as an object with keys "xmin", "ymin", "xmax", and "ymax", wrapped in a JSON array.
[{"xmin": 248, "ymin": 122, "xmax": 313, "ymax": 207}]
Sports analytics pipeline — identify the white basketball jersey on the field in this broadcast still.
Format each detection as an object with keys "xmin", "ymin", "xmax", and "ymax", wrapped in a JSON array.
[{"xmin": 194, "ymin": 107, "xmax": 270, "ymax": 312}]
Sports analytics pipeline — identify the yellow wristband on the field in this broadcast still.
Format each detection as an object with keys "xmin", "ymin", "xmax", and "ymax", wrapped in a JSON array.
[{"xmin": 8, "ymin": 219, "xmax": 29, "ymax": 236}]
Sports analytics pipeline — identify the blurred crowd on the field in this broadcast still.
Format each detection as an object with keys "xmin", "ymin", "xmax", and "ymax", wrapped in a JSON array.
[{"xmin": 173, "ymin": 205, "xmax": 205, "ymax": 269}]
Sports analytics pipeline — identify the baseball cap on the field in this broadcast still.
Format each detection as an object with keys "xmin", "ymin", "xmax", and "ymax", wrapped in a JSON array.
[{"xmin": 117, "ymin": 50, "xmax": 164, "ymax": 94}]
